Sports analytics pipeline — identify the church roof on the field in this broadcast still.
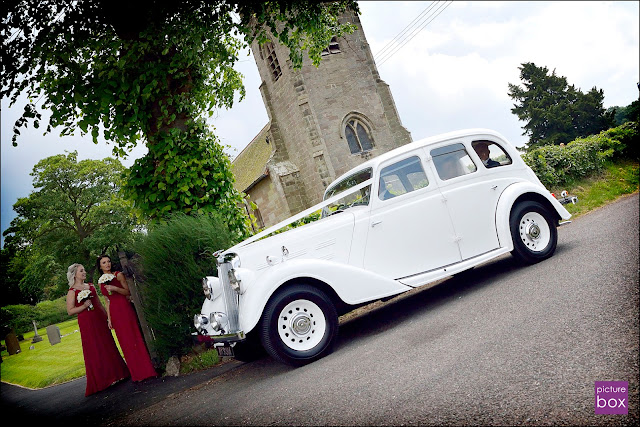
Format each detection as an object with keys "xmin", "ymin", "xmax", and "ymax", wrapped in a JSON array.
[{"xmin": 231, "ymin": 123, "xmax": 273, "ymax": 193}]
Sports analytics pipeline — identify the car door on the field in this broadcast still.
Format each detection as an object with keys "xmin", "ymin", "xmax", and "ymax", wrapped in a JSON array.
[
  {"xmin": 363, "ymin": 153, "xmax": 461, "ymax": 280},
  {"xmin": 429, "ymin": 141, "xmax": 509, "ymax": 260}
]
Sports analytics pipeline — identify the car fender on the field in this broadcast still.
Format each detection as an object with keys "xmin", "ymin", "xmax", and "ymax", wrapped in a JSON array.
[
  {"xmin": 238, "ymin": 258, "xmax": 413, "ymax": 334},
  {"xmin": 495, "ymin": 182, "xmax": 571, "ymax": 249}
]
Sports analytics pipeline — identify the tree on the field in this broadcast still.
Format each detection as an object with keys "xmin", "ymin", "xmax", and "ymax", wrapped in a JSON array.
[
  {"xmin": 2, "ymin": 152, "xmax": 141, "ymax": 301},
  {"xmin": 508, "ymin": 62, "xmax": 614, "ymax": 149},
  {"xmin": 1, "ymin": 1, "xmax": 358, "ymax": 236},
  {"xmin": 609, "ymin": 99, "xmax": 640, "ymax": 125},
  {"xmin": 0, "ymin": 247, "xmax": 29, "ymax": 305}
]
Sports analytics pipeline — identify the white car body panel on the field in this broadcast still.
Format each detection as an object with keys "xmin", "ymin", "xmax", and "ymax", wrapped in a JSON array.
[
  {"xmin": 237, "ymin": 258, "xmax": 413, "ymax": 333},
  {"xmin": 196, "ymin": 128, "xmax": 571, "ymax": 340}
]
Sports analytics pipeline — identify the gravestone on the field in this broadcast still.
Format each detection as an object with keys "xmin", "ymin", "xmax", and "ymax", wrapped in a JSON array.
[
  {"xmin": 5, "ymin": 332, "xmax": 21, "ymax": 355},
  {"xmin": 31, "ymin": 320, "xmax": 43, "ymax": 343},
  {"xmin": 46, "ymin": 325, "xmax": 62, "ymax": 345}
]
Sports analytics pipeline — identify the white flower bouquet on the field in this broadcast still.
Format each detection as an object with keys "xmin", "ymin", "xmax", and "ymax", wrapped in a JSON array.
[
  {"xmin": 77, "ymin": 289, "xmax": 94, "ymax": 310},
  {"xmin": 98, "ymin": 273, "xmax": 116, "ymax": 295}
]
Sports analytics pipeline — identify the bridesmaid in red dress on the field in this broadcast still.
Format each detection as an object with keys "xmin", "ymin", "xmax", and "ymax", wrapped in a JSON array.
[
  {"xmin": 66, "ymin": 263, "xmax": 129, "ymax": 396},
  {"xmin": 97, "ymin": 255, "xmax": 157, "ymax": 382}
]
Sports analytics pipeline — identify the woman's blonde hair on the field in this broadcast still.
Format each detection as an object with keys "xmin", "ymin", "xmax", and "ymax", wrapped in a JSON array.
[{"xmin": 67, "ymin": 263, "xmax": 83, "ymax": 288}]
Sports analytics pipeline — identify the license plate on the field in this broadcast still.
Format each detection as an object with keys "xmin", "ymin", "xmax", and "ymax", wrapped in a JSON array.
[{"xmin": 216, "ymin": 345, "xmax": 234, "ymax": 357}]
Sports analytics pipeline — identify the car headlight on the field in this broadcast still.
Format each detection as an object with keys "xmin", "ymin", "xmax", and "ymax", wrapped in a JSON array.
[
  {"xmin": 228, "ymin": 268, "xmax": 241, "ymax": 293},
  {"xmin": 210, "ymin": 312, "xmax": 229, "ymax": 333},
  {"xmin": 194, "ymin": 314, "xmax": 209, "ymax": 333},
  {"xmin": 201, "ymin": 276, "xmax": 222, "ymax": 300},
  {"xmin": 202, "ymin": 277, "xmax": 212, "ymax": 300}
]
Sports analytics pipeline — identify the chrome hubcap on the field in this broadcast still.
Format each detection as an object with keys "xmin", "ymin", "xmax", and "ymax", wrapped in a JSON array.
[
  {"xmin": 519, "ymin": 212, "xmax": 550, "ymax": 252},
  {"xmin": 291, "ymin": 313, "xmax": 312, "ymax": 336},
  {"xmin": 278, "ymin": 299, "xmax": 326, "ymax": 351},
  {"xmin": 525, "ymin": 222, "xmax": 541, "ymax": 240}
]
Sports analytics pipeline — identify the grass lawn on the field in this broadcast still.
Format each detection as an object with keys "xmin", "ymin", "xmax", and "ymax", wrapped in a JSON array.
[
  {"xmin": 552, "ymin": 159, "xmax": 639, "ymax": 217},
  {"xmin": 1, "ymin": 318, "xmax": 123, "ymax": 389}
]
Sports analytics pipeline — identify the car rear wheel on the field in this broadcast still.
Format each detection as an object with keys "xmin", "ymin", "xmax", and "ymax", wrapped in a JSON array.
[
  {"xmin": 260, "ymin": 284, "xmax": 338, "ymax": 366},
  {"xmin": 510, "ymin": 201, "xmax": 557, "ymax": 264}
]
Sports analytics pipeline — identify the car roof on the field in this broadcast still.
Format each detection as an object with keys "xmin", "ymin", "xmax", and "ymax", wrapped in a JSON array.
[{"xmin": 326, "ymin": 128, "xmax": 509, "ymax": 195}]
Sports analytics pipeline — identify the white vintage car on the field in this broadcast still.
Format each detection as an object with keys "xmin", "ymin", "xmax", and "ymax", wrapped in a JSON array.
[{"xmin": 193, "ymin": 128, "xmax": 572, "ymax": 366}]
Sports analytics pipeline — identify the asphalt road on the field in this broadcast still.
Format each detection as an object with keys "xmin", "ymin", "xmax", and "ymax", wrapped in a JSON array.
[{"xmin": 2, "ymin": 194, "xmax": 638, "ymax": 425}]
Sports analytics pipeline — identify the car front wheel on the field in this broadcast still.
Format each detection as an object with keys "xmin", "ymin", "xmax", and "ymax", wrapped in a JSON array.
[
  {"xmin": 260, "ymin": 284, "xmax": 338, "ymax": 366},
  {"xmin": 510, "ymin": 201, "xmax": 558, "ymax": 264}
]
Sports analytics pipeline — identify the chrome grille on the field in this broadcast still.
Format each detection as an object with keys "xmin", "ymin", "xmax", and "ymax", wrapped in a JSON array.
[{"xmin": 216, "ymin": 258, "xmax": 240, "ymax": 333}]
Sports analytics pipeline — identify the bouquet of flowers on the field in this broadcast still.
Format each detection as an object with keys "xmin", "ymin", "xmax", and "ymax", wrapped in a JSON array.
[
  {"xmin": 98, "ymin": 273, "xmax": 116, "ymax": 295},
  {"xmin": 77, "ymin": 289, "xmax": 94, "ymax": 310}
]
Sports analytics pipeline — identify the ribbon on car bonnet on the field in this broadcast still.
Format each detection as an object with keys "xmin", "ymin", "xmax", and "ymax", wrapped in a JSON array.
[{"xmin": 230, "ymin": 178, "xmax": 374, "ymax": 250}]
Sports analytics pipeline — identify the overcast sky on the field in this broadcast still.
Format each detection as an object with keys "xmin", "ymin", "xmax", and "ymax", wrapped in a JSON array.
[{"xmin": 1, "ymin": 1, "xmax": 638, "ymax": 247}]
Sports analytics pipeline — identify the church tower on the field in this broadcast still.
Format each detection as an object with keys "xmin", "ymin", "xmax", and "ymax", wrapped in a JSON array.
[{"xmin": 233, "ymin": 9, "xmax": 412, "ymax": 229}]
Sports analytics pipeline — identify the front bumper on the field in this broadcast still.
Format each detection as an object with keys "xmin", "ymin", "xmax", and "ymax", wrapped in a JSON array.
[{"xmin": 193, "ymin": 331, "xmax": 246, "ymax": 344}]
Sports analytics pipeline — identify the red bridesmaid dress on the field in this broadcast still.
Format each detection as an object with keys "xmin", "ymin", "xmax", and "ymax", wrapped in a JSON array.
[
  {"xmin": 73, "ymin": 285, "xmax": 129, "ymax": 396},
  {"xmin": 101, "ymin": 272, "xmax": 157, "ymax": 381}
]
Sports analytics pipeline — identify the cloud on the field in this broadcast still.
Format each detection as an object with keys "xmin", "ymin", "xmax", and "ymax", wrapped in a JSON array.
[{"xmin": 359, "ymin": 0, "xmax": 639, "ymax": 149}]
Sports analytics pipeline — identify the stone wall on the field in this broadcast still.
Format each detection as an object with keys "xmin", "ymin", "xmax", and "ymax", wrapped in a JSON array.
[{"xmin": 239, "ymin": 9, "xmax": 412, "ymax": 228}]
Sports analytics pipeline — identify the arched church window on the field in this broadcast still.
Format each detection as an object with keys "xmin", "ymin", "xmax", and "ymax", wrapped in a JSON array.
[
  {"xmin": 344, "ymin": 117, "xmax": 374, "ymax": 154},
  {"xmin": 261, "ymin": 42, "xmax": 282, "ymax": 82},
  {"xmin": 321, "ymin": 37, "xmax": 341, "ymax": 56}
]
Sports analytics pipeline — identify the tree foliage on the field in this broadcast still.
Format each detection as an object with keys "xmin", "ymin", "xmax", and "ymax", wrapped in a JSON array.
[
  {"xmin": 2, "ymin": 152, "xmax": 141, "ymax": 301},
  {"xmin": 609, "ymin": 99, "xmax": 640, "ymax": 126},
  {"xmin": 508, "ymin": 62, "xmax": 614, "ymax": 149},
  {"xmin": 1, "ymin": 0, "xmax": 358, "ymax": 232}
]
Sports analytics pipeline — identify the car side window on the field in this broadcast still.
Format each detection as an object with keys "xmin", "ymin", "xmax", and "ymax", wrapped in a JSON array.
[
  {"xmin": 431, "ymin": 143, "xmax": 477, "ymax": 181},
  {"xmin": 472, "ymin": 140, "xmax": 512, "ymax": 168},
  {"xmin": 378, "ymin": 156, "xmax": 429, "ymax": 201}
]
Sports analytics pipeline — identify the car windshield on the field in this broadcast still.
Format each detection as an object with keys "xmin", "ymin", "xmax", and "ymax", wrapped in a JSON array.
[{"xmin": 321, "ymin": 168, "xmax": 372, "ymax": 218}]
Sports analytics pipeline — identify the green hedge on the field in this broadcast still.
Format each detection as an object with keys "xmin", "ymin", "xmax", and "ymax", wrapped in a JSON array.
[
  {"xmin": 134, "ymin": 212, "xmax": 236, "ymax": 364},
  {"xmin": 1, "ymin": 296, "xmax": 72, "ymax": 336},
  {"xmin": 522, "ymin": 122, "xmax": 638, "ymax": 188}
]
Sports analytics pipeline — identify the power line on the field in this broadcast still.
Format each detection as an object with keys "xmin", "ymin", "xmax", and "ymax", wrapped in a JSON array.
[
  {"xmin": 374, "ymin": 1, "xmax": 453, "ymax": 67},
  {"xmin": 376, "ymin": 1, "xmax": 452, "ymax": 66},
  {"xmin": 373, "ymin": 1, "xmax": 440, "ymax": 62}
]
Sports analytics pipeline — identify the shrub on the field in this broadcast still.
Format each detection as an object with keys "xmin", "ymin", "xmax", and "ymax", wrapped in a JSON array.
[
  {"xmin": 601, "ymin": 121, "xmax": 638, "ymax": 160},
  {"xmin": 522, "ymin": 122, "xmax": 637, "ymax": 188},
  {"xmin": 1, "ymin": 297, "xmax": 73, "ymax": 336},
  {"xmin": 134, "ymin": 212, "xmax": 235, "ymax": 364},
  {"xmin": 35, "ymin": 297, "xmax": 73, "ymax": 326},
  {"xmin": 1, "ymin": 304, "xmax": 35, "ymax": 336}
]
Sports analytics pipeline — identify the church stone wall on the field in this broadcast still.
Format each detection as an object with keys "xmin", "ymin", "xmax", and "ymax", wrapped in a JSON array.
[{"xmin": 242, "ymin": 8, "xmax": 412, "ymax": 227}]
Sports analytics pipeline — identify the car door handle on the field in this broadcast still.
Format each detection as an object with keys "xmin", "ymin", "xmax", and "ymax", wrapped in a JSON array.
[{"xmin": 371, "ymin": 220, "xmax": 382, "ymax": 228}]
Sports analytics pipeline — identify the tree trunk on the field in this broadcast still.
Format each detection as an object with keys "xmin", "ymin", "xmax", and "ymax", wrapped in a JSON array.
[{"xmin": 118, "ymin": 251, "xmax": 159, "ymax": 365}]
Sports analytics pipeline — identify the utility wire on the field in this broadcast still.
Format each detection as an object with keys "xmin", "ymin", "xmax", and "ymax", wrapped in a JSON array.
[
  {"xmin": 373, "ymin": 1, "xmax": 440, "ymax": 62},
  {"xmin": 375, "ymin": 0, "xmax": 453, "ymax": 67},
  {"xmin": 376, "ymin": 0, "xmax": 451, "ymax": 65}
]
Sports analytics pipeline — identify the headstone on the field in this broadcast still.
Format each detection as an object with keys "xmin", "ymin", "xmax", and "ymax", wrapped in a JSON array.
[
  {"xmin": 5, "ymin": 332, "xmax": 21, "ymax": 355},
  {"xmin": 31, "ymin": 320, "xmax": 43, "ymax": 343},
  {"xmin": 46, "ymin": 325, "xmax": 62, "ymax": 345}
]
